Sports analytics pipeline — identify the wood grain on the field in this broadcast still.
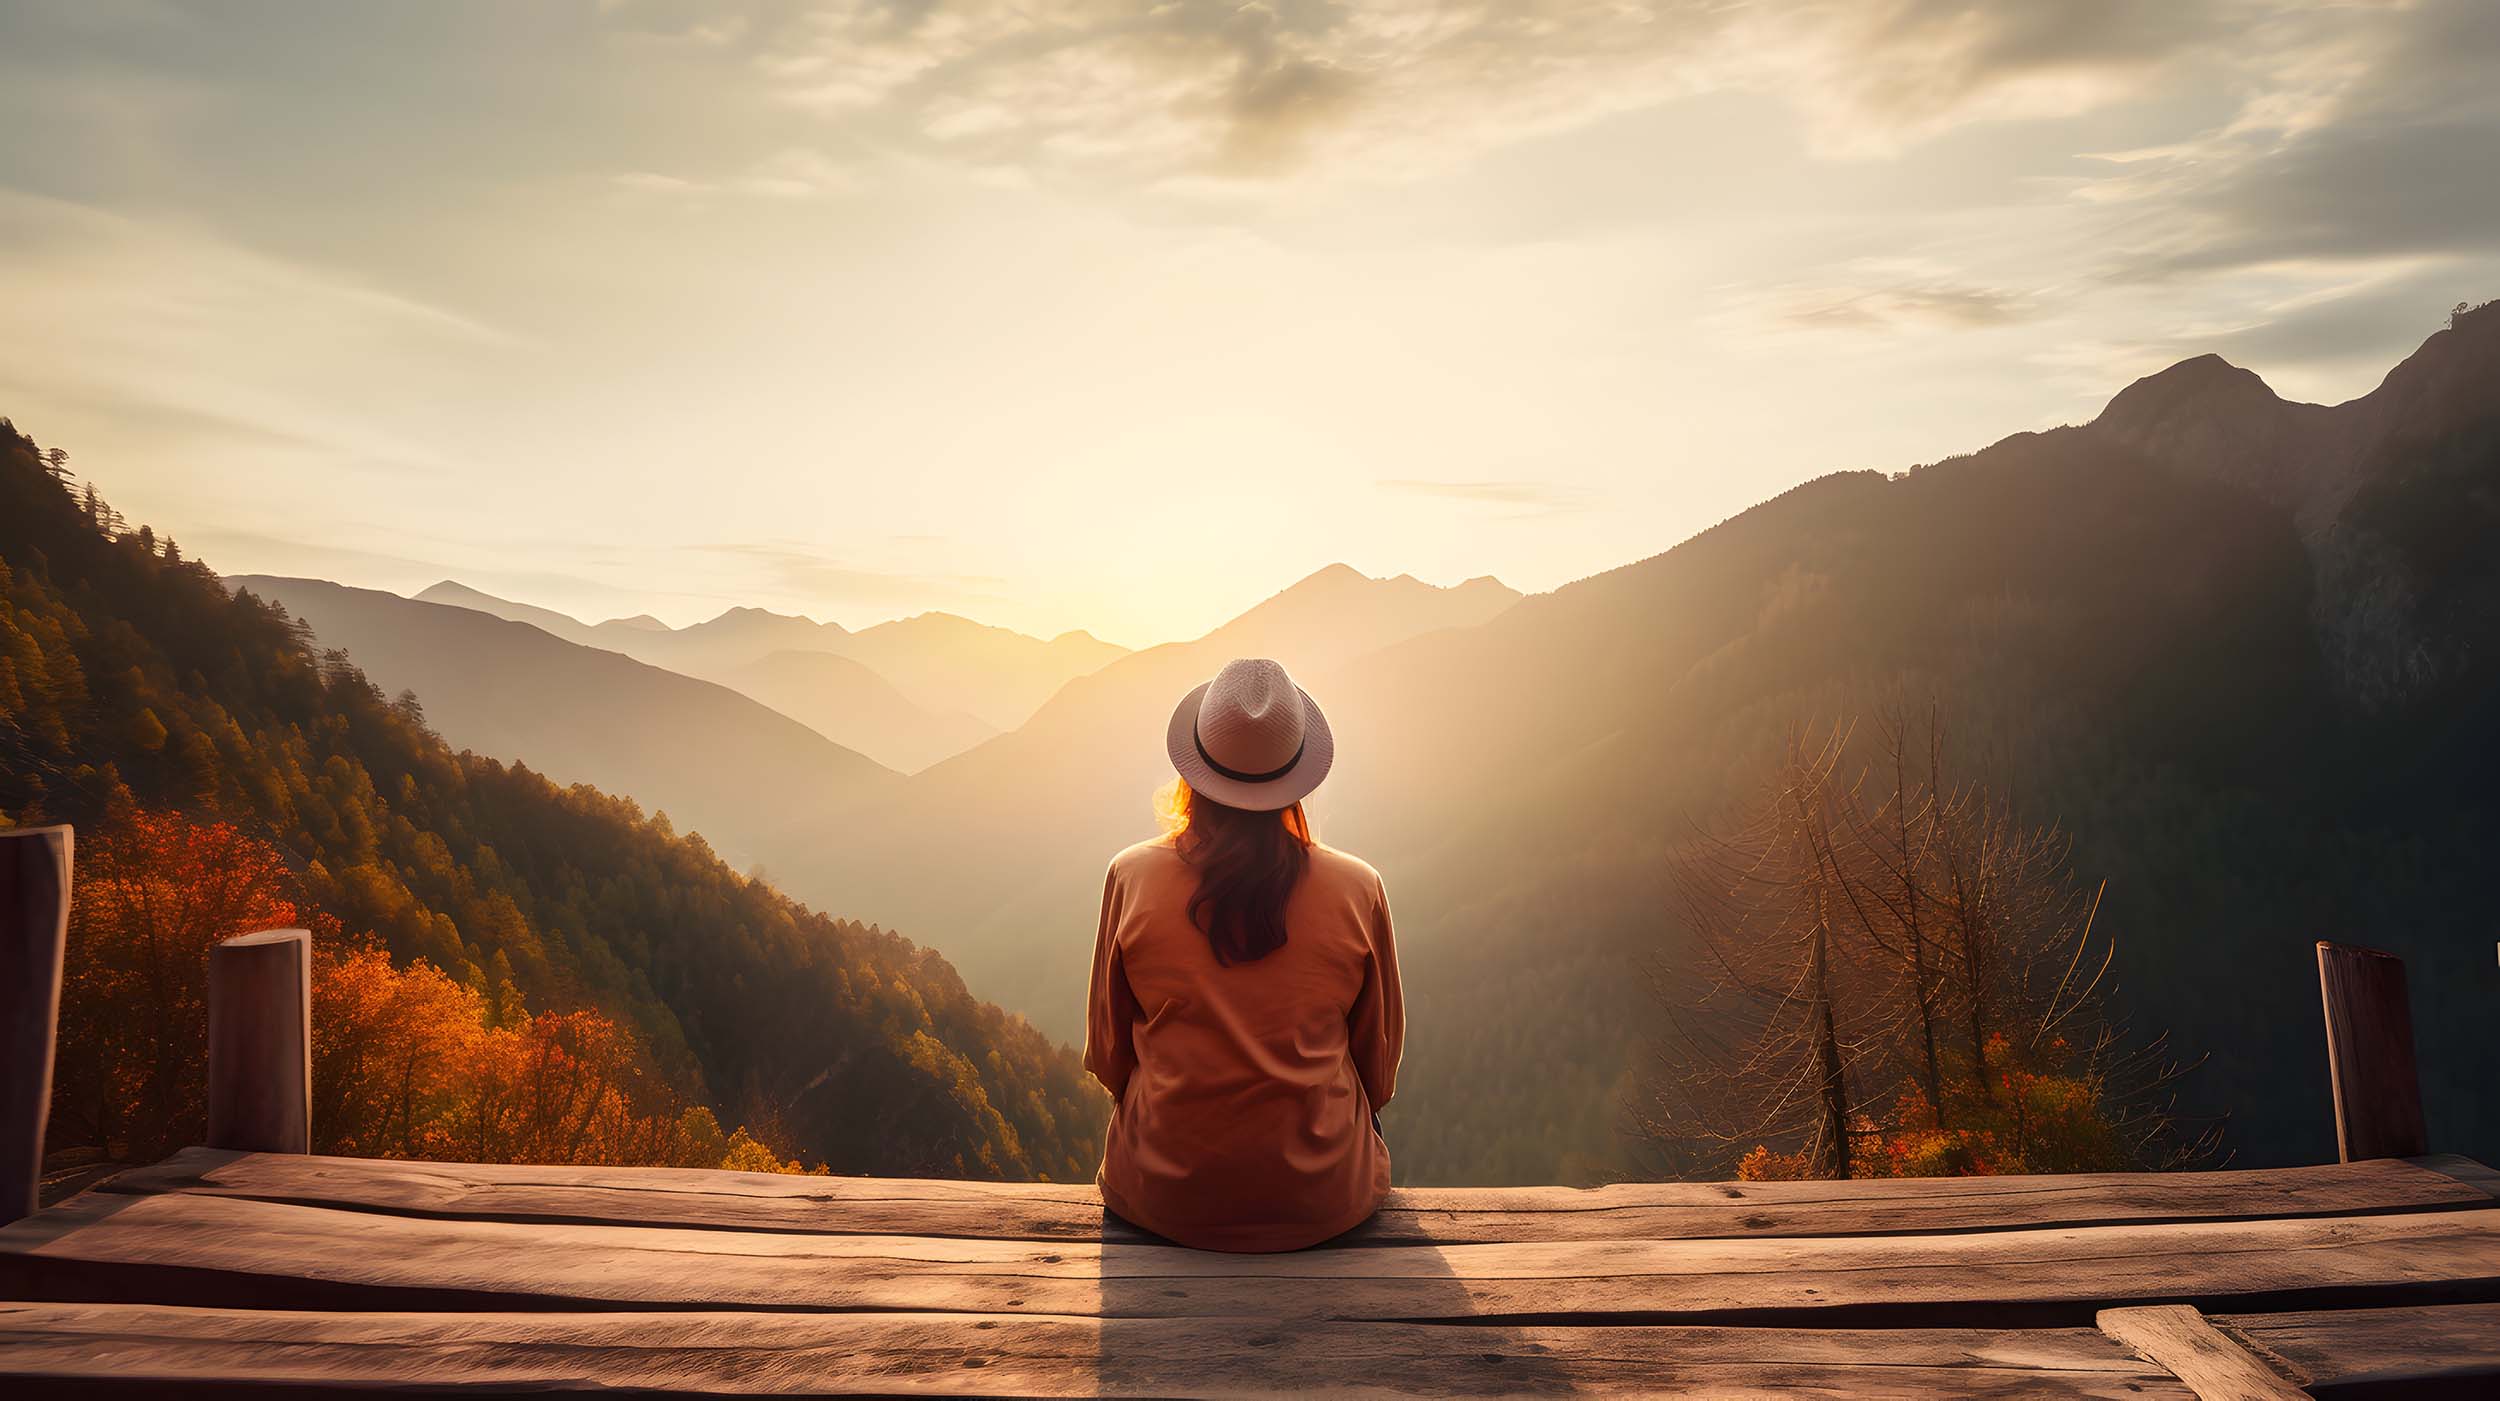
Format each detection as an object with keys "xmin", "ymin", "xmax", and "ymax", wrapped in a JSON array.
[
  {"xmin": 7, "ymin": 1189, "xmax": 2499, "ymax": 1323},
  {"xmin": 2096, "ymin": 1305, "xmax": 2305, "ymax": 1400},
  {"xmin": 90, "ymin": 1147, "xmax": 2500, "ymax": 1246},
  {"xmin": 0, "ymin": 1303, "xmax": 2195, "ymax": 1398},
  {"xmin": 206, "ymin": 930, "xmax": 311, "ymax": 1156},
  {"xmin": 2213, "ymin": 1302, "xmax": 2500, "ymax": 1393},
  {"xmin": 2317, "ymin": 940, "xmax": 2428, "ymax": 1162},
  {"xmin": 0, "ymin": 826, "xmax": 71, "ymax": 1228}
]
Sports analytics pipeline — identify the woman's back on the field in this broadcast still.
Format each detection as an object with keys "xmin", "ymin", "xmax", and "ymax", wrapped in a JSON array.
[
  {"xmin": 1086, "ymin": 837, "xmax": 1401, "ymax": 1251},
  {"xmin": 1083, "ymin": 657, "xmax": 1404, "ymax": 1252}
]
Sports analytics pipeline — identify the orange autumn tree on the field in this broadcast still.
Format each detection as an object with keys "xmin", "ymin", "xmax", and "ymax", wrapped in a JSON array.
[
  {"xmin": 50, "ymin": 808, "xmax": 820, "ymax": 1174},
  {"xmin": 51, "ymin": 809, "xmax": 313, "ymax": 1161}
]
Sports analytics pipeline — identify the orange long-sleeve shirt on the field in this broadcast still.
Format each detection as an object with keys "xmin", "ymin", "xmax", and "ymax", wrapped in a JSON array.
[{"xmin": 1084, "ymin": 836, "xmax": 1404, "ymax": 1252}]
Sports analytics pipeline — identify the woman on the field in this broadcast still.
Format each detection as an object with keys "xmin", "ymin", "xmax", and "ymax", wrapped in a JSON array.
[{"xmin": 1085, "ymin": 657, "xmax": 1404, "ymax": 1252}]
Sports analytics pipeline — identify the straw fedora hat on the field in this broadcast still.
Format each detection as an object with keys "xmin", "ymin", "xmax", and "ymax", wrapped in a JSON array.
[{"xmin": 1165, "ymin": 658, "xmax": 1335, "ymax": 811}]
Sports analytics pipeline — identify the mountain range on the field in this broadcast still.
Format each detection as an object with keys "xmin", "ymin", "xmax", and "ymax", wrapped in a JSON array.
[
  {"xmin": 771, "ymin": 304, "xmax": 2500, "ymax": 1184},
  {"xmin": 417, "ymin": 581, "xmax": 1127, "ymax": 739},
  {"xmin": 89, "ymin": 301, "xmax": 2500, "ymax": 1188}
]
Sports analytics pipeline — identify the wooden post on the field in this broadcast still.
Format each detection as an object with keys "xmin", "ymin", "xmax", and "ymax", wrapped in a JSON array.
[
  {"xmin": 207, "ymin": 929, "xmax": 312, "ymax": 1155},
  {"xmin": 2316, "ymin": 940, "xmax": 2426, "ymax": 1162},
  {"xmin": 2, "ymin": 826, "xmax": 73, "ymax": 1226}
]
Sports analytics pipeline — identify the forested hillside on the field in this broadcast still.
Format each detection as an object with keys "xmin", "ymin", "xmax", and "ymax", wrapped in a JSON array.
[
  {"xmin": 0, "ymin": 426, "xmax": 1106, "ymax": 1180},
  {"xmin": 1338, "ymin": 304, "xmax": 2500, "ymax": 1184}
]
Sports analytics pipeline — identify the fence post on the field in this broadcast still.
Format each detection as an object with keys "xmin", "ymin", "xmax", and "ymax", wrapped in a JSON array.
[
  {"xmin": 2, "ymin": 826, "xmax": 72, "ymax": 1226},
  {"xmin": 2316, "ymin": 941, "xmax": 2427, "ymax": 1161},
  {"xmin": 208, "ymin": 929, "xmax": 312, "ymax": 1154}
]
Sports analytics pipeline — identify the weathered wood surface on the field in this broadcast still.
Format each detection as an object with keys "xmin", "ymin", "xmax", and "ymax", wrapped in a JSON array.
[
  {"xmin": 206, "ymin": 929, "xmax": 312, "ymax": 1155},
  {"xmin": 2213, "ymin": 1302, "xmax": 2500, "ymax": 1393},
  {"xmin": 9, "ymin": 1181, "xmax": 2500, "ymax": 1323},
  {"xmin": 3, "ymin": 1152, "xmax": 2497, "ymax": 1396},
  {"xmin": 0, "ymin": 826, "xmax": 71, "ymax": 1228},
  {"xmin": 2317, "ymin": 939, "xmax": 2429, "ymax": 1162},
  {"xmin": 0, "ymin": 1304, "xmax": 2195, "ymax": 1398},
  {"xmin": 2095, "ymin": 1305, "xmax": 2305, "ymax": 1400},
  {"xmin": 92, "ymin": 1145, "xmax": 2500, "ymax": 1245}
]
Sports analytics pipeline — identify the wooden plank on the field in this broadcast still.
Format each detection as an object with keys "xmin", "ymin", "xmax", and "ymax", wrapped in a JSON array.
[
  {"xmin": 2318, "ymin": 940, "xmax": 2428, "ymax": 1161},
  {"xmin": 206, "ymin": 930, "xmax": 311, "ymax": 1155},
  {"xmin": 0, "ymin": 1303, "xmax": 2194, "ymax": 1397},
  {"xmin": 6, "ymin": 1189, "xmax": 2498, "ymax": 1323},
  {"xmin": 2213, "ymin": 1302, "xmax": 2500, "ymax": 1394},
  {"xmin": 2414, "ymin": 1153, "xmax": 2500, "ymax": 1200},
  {"xmin": 0, "ymin": 826, "xmax": 71, "ymax": 1228},
  {"xmin": 91, "ymin": 1147, "xmax": 2500, "ymax": 1246},
  {"xmin": 2097, "ymin": 1305, "xmax": 2305, "ymax": 1400}
]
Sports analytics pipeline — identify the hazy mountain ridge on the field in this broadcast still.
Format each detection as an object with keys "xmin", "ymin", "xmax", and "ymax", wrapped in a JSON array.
[
  {"xmin": 419, "ymin": 581, "xmax": 1127, "ymax": 745},
  {"xmin": 226, "ymin": 575, "xmax": 899, "ymax": 867},
  {"xmin": 715, "ymin": 648, "xmax": 998, "ymax": 774}
]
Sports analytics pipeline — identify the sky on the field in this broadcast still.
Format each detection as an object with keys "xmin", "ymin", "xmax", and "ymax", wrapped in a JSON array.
[{"xmin": 2, "ymin": 0, "xmax": 2496, "ymax": 648}]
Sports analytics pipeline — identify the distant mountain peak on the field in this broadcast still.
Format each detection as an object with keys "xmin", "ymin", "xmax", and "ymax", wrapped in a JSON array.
[
  {"xmin": 604, "ymin": 613, "xmax": 670, "ymax": 632},
  {"xmin": 1295, "ymin": 562, "xmax": 1369, "ymax": 588},
  {"xmin": 2090, "ymin": 302, "xmax": 2500, "ymax": 534},
  {"xmin": 416, "ymin": 579, "xmax": 500, "ymax": 605},
  {"xmin": 2095, "ymin": 353, "xmax": 2282, "ymax": 438}
]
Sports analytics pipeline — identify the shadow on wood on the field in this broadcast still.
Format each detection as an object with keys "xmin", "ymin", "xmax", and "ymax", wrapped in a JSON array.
[
  {"xmin": 0, "ymin": 827, "xmax": 72, "ymax": 1227},
  {"xmin": 207, "ymin": 930, "xmax": 310, "ymax": 1155},
  {"xmin": 2317, "ymin": 941, "xmax": 2427, "ymax": 1163}
]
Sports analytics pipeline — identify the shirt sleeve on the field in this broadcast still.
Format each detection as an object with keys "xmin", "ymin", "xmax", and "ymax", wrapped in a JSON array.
[
  {"xmin": 1083, "ymin": 862, "xmax": 1139, "ymax": 1103},
  {"xmin": 1349, "ymin": 874, "xmax": 1406, "ymax": 1111}
]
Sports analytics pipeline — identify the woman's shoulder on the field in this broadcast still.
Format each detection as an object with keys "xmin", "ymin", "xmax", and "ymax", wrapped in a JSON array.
[
  {"xmin": 1106, "ymin": 834, "xmax": 1185, "ymax": 884},
  {"xmin": 1306, "ymin": 842, "xmax": 1387, "ymax": 898}
]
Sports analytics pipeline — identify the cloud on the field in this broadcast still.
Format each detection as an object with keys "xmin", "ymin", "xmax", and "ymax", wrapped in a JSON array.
[
  {"xmin": 1773, "ymin": 281, "xmax": 2039, "ymax": 333},
  {"xmin": 684, "ymin": 540, "xmax": 1008, "ymax": 610},
  {"xmin": 2081, "ymin": 0, "xmax": 2500, "ymax": 282},
  {"xmin": 1378, "ymin": 478, "xmax": 1589, "ymax": 513},
  {"xmin": 703, "ymin": 0, "xmax": 2234, "ymax": 185}
]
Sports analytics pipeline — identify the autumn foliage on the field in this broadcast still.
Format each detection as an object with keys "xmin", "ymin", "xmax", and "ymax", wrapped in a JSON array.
[
  {"xmin": 1643, "ymin": 704, "xmax": 2216, "ymax": 1182},
  {"xmin": 49, "ymin": 808, "xmax": 818, "ymax": 1173}
]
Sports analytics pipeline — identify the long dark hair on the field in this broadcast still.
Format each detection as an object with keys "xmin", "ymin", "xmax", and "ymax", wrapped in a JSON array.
[{"xmin": 1159, "ymin": 779, "xmax": 1311, "ymax": 965}]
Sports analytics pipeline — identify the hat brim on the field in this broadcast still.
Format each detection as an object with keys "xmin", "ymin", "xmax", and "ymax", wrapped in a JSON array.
[{"xmin": 1166, "ymin": 680, "xmax": 1335, "ymax": 812}]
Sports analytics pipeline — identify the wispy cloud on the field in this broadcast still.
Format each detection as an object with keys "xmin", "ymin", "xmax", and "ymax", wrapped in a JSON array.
[
  {"xmin": 1378, "ymin": 478, "xmax": 1590, "ymax": 514},
  {"xmin": 1771, "ymin": 281, "xmax": 2041, "ymax": 334},
  {"xmin": 684, "ymin": 540, "xmax": 1008, "ymax": 610}
]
